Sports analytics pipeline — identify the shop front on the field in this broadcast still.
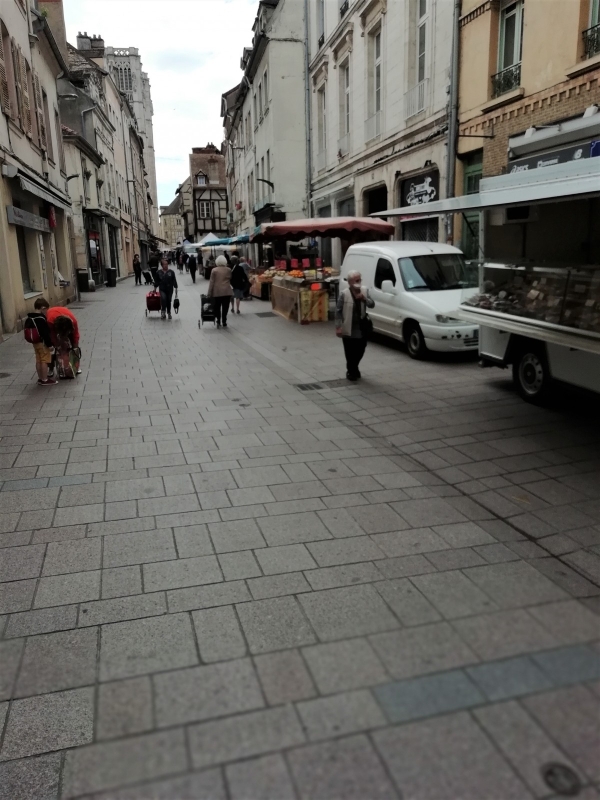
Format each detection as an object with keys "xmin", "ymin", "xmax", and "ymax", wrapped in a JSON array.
[{"xmin": 0, "ymin": 169, "xmax": 74, "ymax": 332}]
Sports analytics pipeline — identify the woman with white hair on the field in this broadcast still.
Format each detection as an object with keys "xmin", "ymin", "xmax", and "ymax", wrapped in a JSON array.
[
  {"xmin": 207, "ymin": 255, "xmax": 233, "ymax": 328},
  {"xmin": 335, "ymin": 270, "xmax": 375, "ymax": 381}
]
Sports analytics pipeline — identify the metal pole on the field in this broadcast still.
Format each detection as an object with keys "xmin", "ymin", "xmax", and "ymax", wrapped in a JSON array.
[
  {"xmin": 445, "ymin": 0, "xmax": 461, "ymax": 243},
  {"xmin": 303, "ymin": 0, "xmax": 312, "ymax": 218}
]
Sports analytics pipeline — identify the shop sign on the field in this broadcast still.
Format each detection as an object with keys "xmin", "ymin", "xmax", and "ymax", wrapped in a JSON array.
[
  {"xmin": 508, "ymin": 141, "xmax": 599, "ymax": 173},
  {"xmin": 6, "ymin": 205, "xmax": 50, "ymax": 232},
  {"xmin": 400, "ymin": 171, "xmax": 439, "ymax": 207}
]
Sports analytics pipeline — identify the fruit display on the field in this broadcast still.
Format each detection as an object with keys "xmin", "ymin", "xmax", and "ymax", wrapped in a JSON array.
[{"xmin": 288, "ymin": 270, "xmax": 305, "ymax": 278}]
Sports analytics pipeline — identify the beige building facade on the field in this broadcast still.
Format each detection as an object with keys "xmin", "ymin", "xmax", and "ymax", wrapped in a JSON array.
[
  {"xmin": 0, "ymin": 0, "xmax": 75, "ymax": 333},
  {"xmin": 159, "ymin": 196, "xmax": 184, "ymax": 248},
  {"xmin": 455, "ymin": 0, "xmax": 600, "ymax": 262}
]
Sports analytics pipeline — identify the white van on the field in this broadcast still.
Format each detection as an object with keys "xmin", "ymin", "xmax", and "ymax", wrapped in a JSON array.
[{"xmin": 340, "ymin": 241, "xmax": 480, "ymax": 358}]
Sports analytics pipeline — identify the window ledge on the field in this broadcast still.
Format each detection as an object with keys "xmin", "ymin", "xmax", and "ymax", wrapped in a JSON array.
[
  {"xmin": 23, "ymin": 291, "xmax": 43, "ymax": 300},
  {"xmin": 565, "ymin": 52, "xmax": 600, "ymax": 79},
  {"xmin": 480, "ymin": 87, "xmax": 525, "ymax": 114}
]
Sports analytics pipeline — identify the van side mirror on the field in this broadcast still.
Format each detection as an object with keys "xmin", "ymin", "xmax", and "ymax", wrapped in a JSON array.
[{"xmin": 381, "ymin": 280, "xmax": 397, "ymax": 294}]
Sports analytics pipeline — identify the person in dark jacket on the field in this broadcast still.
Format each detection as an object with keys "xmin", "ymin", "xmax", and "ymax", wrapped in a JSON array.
[
  {"xmin": 148, "ymin": 250, "xmax": 160, "ymax": 282},
  {"xmin": 133, "ymin": 254, "xmax": 142, "ymax": 286},
  {"xmin": 188, "ymin": 254, "xmax": 197, "ymax": 283},
  {"xmin": 154, "ymin": 258, "xmax": 178, "ymax": 319},
  {"xmin": 230, "ymin": 257, "xmax": 249, "ymax": 315}
]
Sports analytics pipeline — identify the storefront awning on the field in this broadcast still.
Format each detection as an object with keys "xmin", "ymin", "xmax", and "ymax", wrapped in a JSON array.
[
  {"xmin": 18, "ymin": 174, "xmax": 71, "ymax": 213},
  {"xmin": 372, "ymin": 159, "xmax": 600, "ymax": 218},
  {"xmin": 251, "ymin": 217, "xmax": 395, "ymax": 242}
]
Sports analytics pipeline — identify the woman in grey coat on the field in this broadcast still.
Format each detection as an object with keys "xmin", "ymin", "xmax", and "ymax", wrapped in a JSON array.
[
  {"xmin": 335, "ymin": 270, "xmax": 375, "ymax": 381},
  {"xmin": 207, "ymin": 255, "xmax": 233, "ymax": 328}
]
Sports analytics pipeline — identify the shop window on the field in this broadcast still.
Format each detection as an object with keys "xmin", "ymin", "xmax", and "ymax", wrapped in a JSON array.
[
  {"xmin": 317, "ymin": 205, "xmax": 332, "ymax": 266},
  {"xmin": 338, "ymin": 196, "xmax": 355, "ymax": 216},
  {"xmin": 374, "ymin": 258, "xmax": 396, "ymax": 288},
  {"xmin": 16, "ymin": 221, "xmax": 32, "ymax": 294},
  {"xmin": 462, "ymin": 151, "xmax": 483, "ymax": 260}
]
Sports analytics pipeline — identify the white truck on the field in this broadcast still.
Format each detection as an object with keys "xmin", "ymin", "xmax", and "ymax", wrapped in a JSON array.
[{"xmin": 458, "ymin": 262, "xmax": 600, "ymax": 402}]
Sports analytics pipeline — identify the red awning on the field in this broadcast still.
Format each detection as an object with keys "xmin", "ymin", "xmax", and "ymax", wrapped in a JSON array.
[{"xmin": 251, "ymin": 216, "xmax": 395, "ymax": 242}]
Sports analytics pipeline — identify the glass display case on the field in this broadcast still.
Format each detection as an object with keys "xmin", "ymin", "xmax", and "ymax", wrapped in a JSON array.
[{"xmin": 462, "ymin": 263, "xmax": 600, "ymax": 335}]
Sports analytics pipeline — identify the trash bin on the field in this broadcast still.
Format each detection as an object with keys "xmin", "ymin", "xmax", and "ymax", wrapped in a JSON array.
[
  {"xmin": 76, "ymin": 269, "xmax": 90, "ymax": 293},
  {"xmin": 106, "ymin": 267, "xmax": 117, "ymax": 288}
]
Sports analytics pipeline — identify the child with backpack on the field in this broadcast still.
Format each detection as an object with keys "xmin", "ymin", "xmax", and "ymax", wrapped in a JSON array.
[{"xmin": 24, "ymin": 297, "xmax": 56, "ymax": 386}]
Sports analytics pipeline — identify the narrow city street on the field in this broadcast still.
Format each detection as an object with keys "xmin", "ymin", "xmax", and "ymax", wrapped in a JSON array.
[{"xmin": 0, "ymin": 274, "xmax": 599, "ymax": 800}]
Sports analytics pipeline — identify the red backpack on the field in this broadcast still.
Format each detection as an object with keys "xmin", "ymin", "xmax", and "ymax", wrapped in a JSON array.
[{"xmin": 24, "ymin": 317, "xmax": 42, "ymax": 344}]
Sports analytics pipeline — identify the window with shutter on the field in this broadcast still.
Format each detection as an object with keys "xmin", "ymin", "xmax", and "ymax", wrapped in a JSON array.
[
  {"xmin": 11, "ymin": 39, "xmax": 22, "ymax": 125},
  {"xmin": 20, "ymin": 52, "xmax": 31, "ymax": 137},
  {"xmin": 0, "ymin": 25, "xmax": 10, "ymax": 114},
  {"xmin": 33, "ymin": 72, "xmax": 46, "ymax": 150}
]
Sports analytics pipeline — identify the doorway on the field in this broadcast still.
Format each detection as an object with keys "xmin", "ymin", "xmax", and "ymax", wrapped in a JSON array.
[{"xmin": 363, "ymin": 185, "xmax": 387, "ymax": 215}]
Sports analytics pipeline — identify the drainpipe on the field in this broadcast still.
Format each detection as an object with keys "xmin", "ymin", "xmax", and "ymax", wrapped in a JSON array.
[
  {"xmin": 445, "ymin": 0, "xmax": 461, "ymax": 243},
  {"xmin": 303, "ymin": 0, "xmax": 312, "ymax": 218}
]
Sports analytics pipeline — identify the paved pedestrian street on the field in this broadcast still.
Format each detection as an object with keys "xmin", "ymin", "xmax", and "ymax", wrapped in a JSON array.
[{"xmin": 0, "ymin": 275, "xmax": 599, "ymax": 800}]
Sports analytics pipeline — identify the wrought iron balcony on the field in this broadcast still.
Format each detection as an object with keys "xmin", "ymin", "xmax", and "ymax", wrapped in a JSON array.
[
  {"xmin": 491, "ymin": 63, "xmax": 521, "ymax": 98},
  {"xmin": 340, "ymin": 0, "xmax": 349, "ymax": 17},
  {"xmin": 318, "ymin": 33, "xmax": 325, "ymax": 48},
  {"xmin": 584, "ymin": 22, "xmax": 600, "ymax": 60},
  {"xmin": 337, "ymin": 133, "xmax": 349, "ymax": 157},
  {"xmin": 365, "ymin": 111, "xmax": 381, "ymax": 142},
  {"xmin": 405, "ymin": 80, "xmax": 428, "ymax": 119}
]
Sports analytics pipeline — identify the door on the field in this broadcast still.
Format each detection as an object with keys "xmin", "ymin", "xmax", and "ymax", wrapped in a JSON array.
[{"xmin": 371, "ymin": 256, "xmax": 400, "ymax": 336}]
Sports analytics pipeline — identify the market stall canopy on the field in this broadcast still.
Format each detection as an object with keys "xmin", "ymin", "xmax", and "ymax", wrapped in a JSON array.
[
  {"xmin": 371, "ymin": 159, "xmax": 600, "ymax": 218},
  {"xmin": 251, "ymin": 217, "xmax": 395, "ymax": 242},
  {"xmin": 197, "ymin": 232, "xmax": 222, "ymax": 245}
]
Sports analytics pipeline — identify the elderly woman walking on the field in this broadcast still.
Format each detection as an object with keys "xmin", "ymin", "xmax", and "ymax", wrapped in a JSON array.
[
  {"xmin": 335, "ymin": 270, "xmax": 375, "ymax": 381},
  {"xmin": 207, "ymin": 255, "xmax": 233, "ymax": 328}
]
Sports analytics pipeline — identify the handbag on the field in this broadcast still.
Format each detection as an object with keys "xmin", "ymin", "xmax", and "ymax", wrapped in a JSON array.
[{"xmin": 173, "ymin": 291, "xmax": 180, "ymax": 314}]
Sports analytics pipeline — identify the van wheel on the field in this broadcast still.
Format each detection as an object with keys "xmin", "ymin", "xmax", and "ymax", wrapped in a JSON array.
[
  {"xmin": 512, "ymin": 344, "xmax": 551, "ymax": 403},
  {"xmin": 405, "ymin": 323, "xmax": 427, "ymax": 359}
]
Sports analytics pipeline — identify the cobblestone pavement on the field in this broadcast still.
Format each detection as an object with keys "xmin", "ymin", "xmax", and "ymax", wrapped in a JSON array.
[{"xmin": 0, "ymin": 274, "xmax": 599, "ymax": 800}]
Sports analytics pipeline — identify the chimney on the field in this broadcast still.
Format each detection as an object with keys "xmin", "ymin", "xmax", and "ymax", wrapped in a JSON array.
[
  {"xmin": 38, "ymin": 0, "xmax": 69, "ymax": 64},
  {"xmin": 76, "ymin": 31, "xmax": 91, "ymax": 50}
]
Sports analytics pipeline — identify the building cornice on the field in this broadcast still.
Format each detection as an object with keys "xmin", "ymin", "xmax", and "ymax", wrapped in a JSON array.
[{"xmin": 459, "ymin": 0, "xmax": 498, "ymax": 29}]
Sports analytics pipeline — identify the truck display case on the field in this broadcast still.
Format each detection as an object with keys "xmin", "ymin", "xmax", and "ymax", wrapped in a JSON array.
[{"xmin": 457, "ymin": 262, "xmax": 600, "ymax": 401}]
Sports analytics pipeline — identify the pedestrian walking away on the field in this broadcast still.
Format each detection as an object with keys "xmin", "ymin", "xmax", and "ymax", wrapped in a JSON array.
[
  {"xmin": 24, "ymin": 297, "xmax": 56, "ymax": 386},
  {"xmin": 133, "ymin": 254, "xmax": 142, "ymax": 286},
  {"xmin": 148, "ymin": 249, "xmax": 160, "ymax": 283},
  {"xmin": 335, "ymin": 270, "xmax": 375, "ymax": 381},
  {"xmin": 154, "ymin": 257, "xmax": 178, "ymax": 319},
  {"xmin": 229, "ymin": 255, "xmax": 239, "ymax": 311},
  {"xmin": 207, "ymin": 255, "xmax": 232, "ymax": 328},
  {"xmin": 188, "ymin": 253, "xmax": 198, "ymax": 284},
  {"xmin": 230, "ymin": 257, "xmax": 250, "ymax": 315}
]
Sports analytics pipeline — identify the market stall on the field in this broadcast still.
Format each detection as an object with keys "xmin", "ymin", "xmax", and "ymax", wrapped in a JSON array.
[{"xmin": 250, "ymin": 217, "xmax": 395, "ymax": 323}]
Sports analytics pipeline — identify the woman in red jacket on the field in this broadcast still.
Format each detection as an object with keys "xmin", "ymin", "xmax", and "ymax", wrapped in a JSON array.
[{"xmin": 46, "ymin": 306, "xmax": 81, "ymax": 376}]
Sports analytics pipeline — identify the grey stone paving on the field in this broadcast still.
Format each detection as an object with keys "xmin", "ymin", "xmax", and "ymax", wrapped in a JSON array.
[{"xmin": 0, "ymin": 277, "xmax": 599, "ymax": 798}]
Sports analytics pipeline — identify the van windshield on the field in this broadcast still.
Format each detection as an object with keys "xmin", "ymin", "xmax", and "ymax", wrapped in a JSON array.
[{"xmin": 398, "ymin": 254, "xmax": 478, "ymax": 291}]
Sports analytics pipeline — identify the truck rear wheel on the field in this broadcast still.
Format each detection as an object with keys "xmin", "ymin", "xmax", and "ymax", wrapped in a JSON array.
[{"xmin": 512, "ymin": 344, "xmax": 551, "ymax": 402}]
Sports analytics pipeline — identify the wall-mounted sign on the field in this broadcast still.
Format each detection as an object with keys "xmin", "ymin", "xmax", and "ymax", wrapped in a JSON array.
[
  {"xmin": 400, "ymin": 170, "xmax": 439, "ymax": 207},
  {"xmin": 508, "ymin": 141, "xmax": 599, "ymax": 173},
  {"xmin": 6, "ymin": 206, "xmax": 50, "ymax": 232}
]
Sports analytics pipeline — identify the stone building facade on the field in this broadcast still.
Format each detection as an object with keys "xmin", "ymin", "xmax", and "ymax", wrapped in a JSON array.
[
  {"xmin": 104, "ymin": 43, "xmax": 160, "ymax": 237},
  {"xmin": 308, "ymin": 0, "xmax": 454, "ymax": 266},
  {"xmin": 159, "ymin": 196, "xmax": 185, "ymax": 248},
  {"xmin": 0, "ymin": 0, "xmax": 75, "ymax": 333},
  {"xmin": 222, "ymin": 0, "xmax": 309, "ymax": 259}
]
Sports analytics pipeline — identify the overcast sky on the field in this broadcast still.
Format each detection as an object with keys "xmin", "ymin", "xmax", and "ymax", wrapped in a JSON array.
[{"xmin": 63, "ymin": 0, "xmax": 257, "ymax": 207}]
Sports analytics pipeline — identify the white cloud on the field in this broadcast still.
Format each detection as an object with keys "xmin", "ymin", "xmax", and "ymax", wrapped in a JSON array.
[{"xmin": 63, "ymin": 0, "xmax": 257, "ymax": 205}]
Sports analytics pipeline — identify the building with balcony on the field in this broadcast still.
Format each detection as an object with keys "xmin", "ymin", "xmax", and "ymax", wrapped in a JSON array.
[
  {"xmin": 308, "ymin": 0, "xmax": 454, "ymax": 266},
  {"xmin": 0, "ymin": 0, "xmax": 75, "ymax": 333},
  {"xmin": 456, "ymin": 0, "xmax": 600, "ymax": 259},
  {"xmin": 221, "ymin": 0, "xmax": 309, "ymax": 265}
]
